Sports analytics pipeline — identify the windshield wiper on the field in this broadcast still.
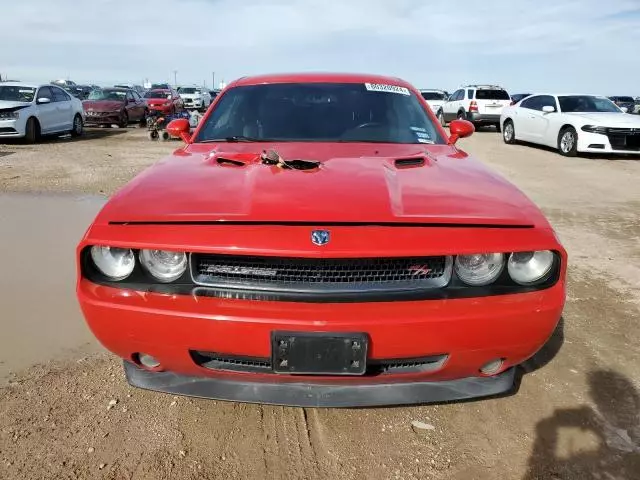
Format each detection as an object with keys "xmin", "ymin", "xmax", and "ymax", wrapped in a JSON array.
[{"xmin": 199, "ymin": 136, "xmax": 278, "ymax": 143}]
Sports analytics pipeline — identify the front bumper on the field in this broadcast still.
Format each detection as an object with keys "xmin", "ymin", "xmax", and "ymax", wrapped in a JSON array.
[
  {"xmin": 124, "ymin": 360, "xmax": 517, "ymax": 407},
  {"xmin": 78, "ymin": 276, "xmax": 565, "ymax": 406},
  {"xmin": 467, "ymin": 113, "xmax": 502, "ymax": 124},
  {"xmin": 578, "ymin": 130, "xmax": 640, "ymax": 155},
  {"xmin": 0, "ymin": 118, "xmax": 24, "ymax": 137},
  {"xmin": 148, "ymin": 105, "xmax": 172, "ymax": 113},
  {"xmin": 84, "ymin": 113, "xmax": 121, "ymax": 125}
]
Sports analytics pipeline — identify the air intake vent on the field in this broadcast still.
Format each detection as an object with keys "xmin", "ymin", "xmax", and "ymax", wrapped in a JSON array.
[{"xmin": 394, "ymin": 157, "xmax": 425, "ymax": 168}]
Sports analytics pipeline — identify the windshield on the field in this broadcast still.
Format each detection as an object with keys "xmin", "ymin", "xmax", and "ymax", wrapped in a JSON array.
[
  {"xmin": 0, "ymin": 86, "xmax": 36, "ymax": 102},
  {"xmin": 475, "ymin": 89, "xmax": 510, "ymax": 100},
  {"xmin": 421, "ymin": 91, "xmax": 446, "ymax": 101},
  {"xmin": 195, "ymin": 82, "xmax": 445, "ymax": 144},
  {"xmin": 87, "ymin": 89, "xmax": 126, "ymax": 101},
  {"xmin": 144, "ymin": 90, "xmax": 171, "ymax": 99},
  {"xmin": 179, "ymin": 87, "xmax": 198, "ymax": 94},
  {"xmin": 559, "ymin": 96, "xmax": 621, "ymax": 113},
  {"xmin": 151, "ymin": 84, "xmax": 169, "ymax": 89}
]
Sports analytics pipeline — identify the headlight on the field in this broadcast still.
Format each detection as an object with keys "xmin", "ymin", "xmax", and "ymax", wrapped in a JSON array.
[
  {"xmin": 139, "ymin": 249, "xmax": 187, "ymax": 282},
  {"xmin": 581, "ymin": 125, "xmax": 608, "ymax": 134},
  {"xmin": 0, "ymin": 111, "xmax": 19, "ymax": 120},
  {"xmin": 90, "ymin": 246, "xmax": 135, "ymax": 280},
  {"xmin": 454, "ymin": 253, "xmax": 505, "ymax": 286},
  {"xmin": 508, "ymin": 251, "xmax": 554, "ymax": 285}
]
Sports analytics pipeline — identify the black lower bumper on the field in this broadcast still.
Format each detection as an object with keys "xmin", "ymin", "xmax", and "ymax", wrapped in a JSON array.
[
  {"xmin": 123, "ymin": 361, "xmax": 516, "ymax": 408},
  {"xmin": 467, "ymin": 113, "xmax": 501, "ymax": 124}
]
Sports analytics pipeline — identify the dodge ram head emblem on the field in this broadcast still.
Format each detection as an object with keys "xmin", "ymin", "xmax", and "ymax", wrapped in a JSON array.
[{"xmin": 311, "ymin": 229, "xmax": 330, "ymax": 246}]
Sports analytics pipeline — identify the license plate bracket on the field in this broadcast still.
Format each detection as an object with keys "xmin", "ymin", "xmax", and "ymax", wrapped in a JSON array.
[{"xmin": 271, "ymin": 332, "xmax": 368, "ymax": 375}]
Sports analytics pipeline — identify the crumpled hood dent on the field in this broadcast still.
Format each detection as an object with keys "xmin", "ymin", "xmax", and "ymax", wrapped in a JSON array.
[{"xmin": 97, "ymin": 143, "xmax": 547, "ymax": 228}]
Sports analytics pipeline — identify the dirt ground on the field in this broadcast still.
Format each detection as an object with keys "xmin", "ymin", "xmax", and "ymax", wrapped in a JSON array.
[{"xmin": 0, "ymin": 127, "xmax": 639, "ymax": 480}]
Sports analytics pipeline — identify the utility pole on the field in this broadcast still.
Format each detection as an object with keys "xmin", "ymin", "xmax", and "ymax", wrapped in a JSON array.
[
  {"xmin": 212, "ymin": 72, "xmax": 215, "ymax": 90},
  {"xmin": 173, "ymin": 70, "xmax": 178, "ymax": 87}
]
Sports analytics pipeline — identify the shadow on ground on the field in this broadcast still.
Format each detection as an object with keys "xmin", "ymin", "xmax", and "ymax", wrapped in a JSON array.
[{"xmin": 523, "ymin": 369, "xmax": 640, "ymax": 479}]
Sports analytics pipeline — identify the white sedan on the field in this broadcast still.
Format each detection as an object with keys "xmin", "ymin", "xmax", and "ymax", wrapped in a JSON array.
[
  {"xmin": 0, "ymin": 82, "xmax": 84, "ymax": 142},
  {"xmin": 500, "ymin": 94, "xmax": 640, "ymax": 156}
]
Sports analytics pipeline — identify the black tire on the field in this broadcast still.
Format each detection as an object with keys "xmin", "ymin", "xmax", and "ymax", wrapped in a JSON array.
[
  {"xmin": 24, "ymin": 117, "xmax": 40, "ymax": 143},
  {"xmin": 558, "ymin": 126, "xmax": 578, "ymax": 157},
  {"xmin": 457, "ymin": 111, "xmax": 466, "ymax": 121},
  {"xmin": 70, "ymin": 114, "xmax": 83, "ymax": 137},
  {"xmin": 503, "ymin": 120, "xmax": 516, "ymax": 144},
  {"xmin": 119, "ymin": 111, "xmax": 129, "ymax": 128},
  {"xmin": 148, "ymin": 130, "xmax": 159, "ymax": 141},
  {"xmin": 494, "ymin": 122, "xmax": 501, "ymax": 133},
  {"xmin": 160, "ymin": 131, "xmax": 170, "ymax": 141},
  {"xmin": 437, "ymin": 110, "xmax": 446, "ymax": 127}
]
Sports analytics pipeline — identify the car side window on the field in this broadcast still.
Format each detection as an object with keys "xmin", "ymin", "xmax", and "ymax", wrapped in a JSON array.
[
  {"xmin": 126, "ymin": 92, "xmax": 134, "ymax": 101},
  {"xmin": 538, "ymin": 95, "xmax": 557, "ymax": 111},
  {"xmin": 37, "ymin": 86, "xmax": 53, "ymax": 101},
  {"xmin": 450, "ymin": 90, "xmax": 461, "ymax": 101},
  {"xmin": 520, "ymin": 96, "xmax": 540, "ymax": 110},
  {"xmin": 467, "ymin": 89, "xmax": 474, "ymax": 100},
  {"xmin": 132, "ymin": 91, "xmax": 141, "ymax": 101}
]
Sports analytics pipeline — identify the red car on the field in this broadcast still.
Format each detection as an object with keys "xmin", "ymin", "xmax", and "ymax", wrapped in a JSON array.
[
  {"xmin": 76, "ymin": 73, "xmax": 567, "ymax": 407},
  {"xmin": 83, "ymin": 88, "xmax": 148, "ymax": 127},
  {"xmin": 143, "ymin": 88, "xmax": 183, "ymax": 114}
]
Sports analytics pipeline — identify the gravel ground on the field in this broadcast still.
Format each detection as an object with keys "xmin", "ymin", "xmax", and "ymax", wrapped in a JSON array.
[{"xmin": 0, "ymin": 127, "xmax": 639, "ymax": 480}]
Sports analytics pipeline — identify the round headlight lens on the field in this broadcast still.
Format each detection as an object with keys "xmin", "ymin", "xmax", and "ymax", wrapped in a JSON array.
[
  {"xmin": 508, "ymin": 250, "xmax": 554, "ymax": 285},
  {"xmin": 454, "ymin": 253, "xmax": 505, "ymax": 286},
  {"xmin": 139, "ymin": 249, "xmax": 187, "ymax": 282},
  {"xmin": 90, "ymin": 246, "xmax": 135, "ymax": 280}
]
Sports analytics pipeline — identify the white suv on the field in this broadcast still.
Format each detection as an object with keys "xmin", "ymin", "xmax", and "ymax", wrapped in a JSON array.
[
  {"xmin": 437, "ymin": 85, "xmax": 511, "ymax": 131},
  {"xmin": 419, "ymin": 89, "xmax": 448, "ymax": 114}
]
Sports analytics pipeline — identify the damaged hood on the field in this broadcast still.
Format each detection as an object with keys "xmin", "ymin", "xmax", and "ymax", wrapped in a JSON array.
[{"xmin": 96, "ymin": 142, "xmax": 547, "ymax": 227}]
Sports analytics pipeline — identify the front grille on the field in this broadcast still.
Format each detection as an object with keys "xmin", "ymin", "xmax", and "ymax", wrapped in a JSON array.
[
  {"xmin": 606, "ymin": 127, "xmax": 640, "ymax": 151},
  {"xmin": 190, "ymin": 254, "xmax": 451, "ymax": 293},
  {"xmin": 191, "ymin": 351, "xmax": 448, "ymax": 376}
]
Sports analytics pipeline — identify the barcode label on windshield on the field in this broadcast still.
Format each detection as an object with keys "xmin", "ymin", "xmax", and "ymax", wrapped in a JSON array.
[{"xmin": 365, "ymin": 83, "xmax": 411, "ymax": 96}]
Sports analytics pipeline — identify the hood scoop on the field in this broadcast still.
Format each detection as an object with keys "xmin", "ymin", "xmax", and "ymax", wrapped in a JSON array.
[
  {"xmin": 207, "ymin": 149, "xmax": 321, "ymax": 171},
  {"xmin": 394, "ymin": 156, "xmax": 426, "ymax": 169},
  {"xmin": 260, "ymin": 149, "xmax": 321, "ymax": 171}
]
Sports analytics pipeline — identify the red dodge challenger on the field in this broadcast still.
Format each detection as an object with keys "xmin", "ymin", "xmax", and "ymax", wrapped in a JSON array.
[{"xmin": 76, "ymin": 73, "xmax": 567, "ymax": 407}]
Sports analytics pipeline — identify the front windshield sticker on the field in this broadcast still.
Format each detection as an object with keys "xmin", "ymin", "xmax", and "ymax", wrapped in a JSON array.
[
  {"xmin": 417, "ymin": 138, "xmax": 434, "ymax": 144},
  {"xmin": 410, "ymin": 126, "xmax": 427, "ymax": 132},
  {"xmin": 364, "ymin": 83, "xmax": 410, "ymax": 96}
]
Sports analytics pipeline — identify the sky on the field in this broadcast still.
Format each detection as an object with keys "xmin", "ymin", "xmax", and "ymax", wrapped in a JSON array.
[{"xmin": 1, "ymin": 0, "xmax": 640, "ymax": 95}]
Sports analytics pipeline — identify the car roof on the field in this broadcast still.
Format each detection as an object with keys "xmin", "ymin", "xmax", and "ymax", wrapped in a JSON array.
[
  {"xmin": 0, "ymin": 82, "xmax": 40, "ymax": 88},
  {"xmin": 230, "ymin": 72, "xmax": 411, "ymax": 88}
]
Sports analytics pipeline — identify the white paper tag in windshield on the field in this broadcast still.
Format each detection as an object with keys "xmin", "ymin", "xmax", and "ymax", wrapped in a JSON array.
[{"xmin": 365, "ymin": 83, "xmax": 410, "ymax": 96}]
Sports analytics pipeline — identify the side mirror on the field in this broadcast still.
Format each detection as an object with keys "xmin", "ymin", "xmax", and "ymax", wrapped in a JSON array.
[
  {"xmin": 542, "ymin": 106, "xmax": 556, "ymax": 113},
  {"xmin": 448, "ymin": 119, "xmax": 474, "ymax": 144},
  {"xmin": 167, "ymin": 118, "xmax": 191, "ymax": 143},
  {"xmin": 37, "ymin": 97, "xmax": 51, "ymax": 104},
  {"xmin": 621, "ymin": 107, "xmax": 628, "ymax": 113}
]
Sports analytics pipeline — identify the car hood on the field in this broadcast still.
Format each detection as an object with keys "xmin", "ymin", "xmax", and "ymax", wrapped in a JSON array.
[
  {"xmin": 180, "ymin": 93, "xmax": 201, "ymax": 98},
  {"xmin": 563, "ymin": 112, "xmax": 640, "ymax": 126},
  {"xmin": 83, "ymin": 100, "xmax": 124, "ymax": 111},
  {"xmin": 96, "ymin": 143, "xmax": 548, "ymax": 227},
  {"xmin": 0, "ymin": 100, "xmax": 32, "ymax": 110}
]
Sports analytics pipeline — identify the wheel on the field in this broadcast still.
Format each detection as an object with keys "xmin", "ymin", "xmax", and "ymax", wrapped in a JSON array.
[
  {"xmin": 558, "ymin": 127, "xmax": 578, "ymax": 157},
  {"xmin": 70, "ymin": 114, "xmax": 83, "ymax": 137},
  {"xmin": 437, "ymin": 110, "xmax": 446, "ymax": 127},
  {"xmin": 457, "ymin": 111, "xmax": 466, "ymax": 121},
  {"xmin": 503, "ymin": 120, "xmax": 516, "ymax": 144},
  {"xmin": 24, "ymin": 117, "xmax": 40, "ymax": 143},
  {"xmin": 494, "ymin": 122, "xmax": 501, "ymax": 133},
  {"xmin": 119, "ymin": 111, "xmax": 129, "ymax": 128},
  {"xmin": 148, "ymin": 130, "xmax": 159, "ymax": 141},
  {"xmin": 160, "ymin": 131, "xmax": 170, "ymax": 141}
]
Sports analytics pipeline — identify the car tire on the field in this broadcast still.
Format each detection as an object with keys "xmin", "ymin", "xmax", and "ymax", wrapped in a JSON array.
[
  {"xmin": 503, "ymin": 120, "xmax": 516, "ymax": 144},
  {"xmin": 119, "ymin": 112, "xmax": 129, "ymax": 128},
  {"xmin": 437, "ymin": 110, "xmax": 446, "ymax": 127},
  {"xmin": 457, "ymin": 111, "xmax": 466, "ymax": 121},
  {"xmin": 160, "ymin": 131, "xmax": 170, "ymax": 141},
  {"xmin": 558, "ymin": 127, "xmax": 578, "ymax": 157},
  {"xmin": 24, "ymin": 117, "xmax": 40, "ymax": 144},
  {"xmin": 70, "ymin": 114, "xmax": 83, "ymax": 137}
]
